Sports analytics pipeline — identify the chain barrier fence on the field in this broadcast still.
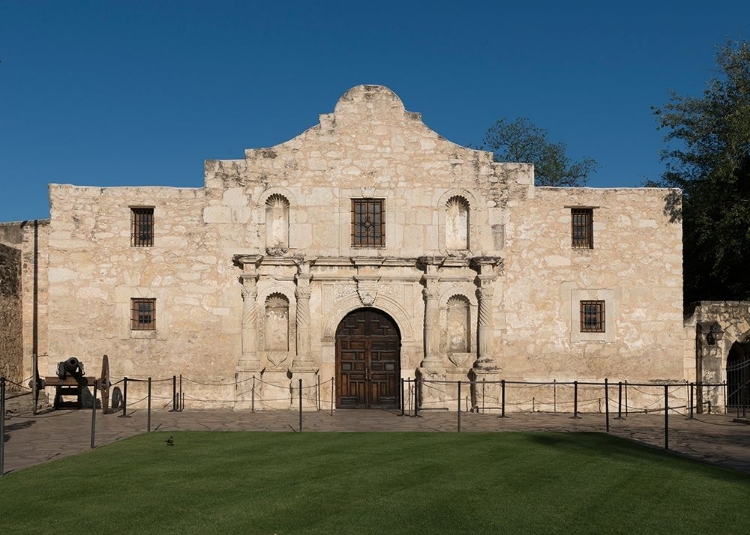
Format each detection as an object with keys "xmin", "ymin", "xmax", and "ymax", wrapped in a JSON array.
[{"xmin": 2, "ymin": 373, "xmax": 749, "ymax": 476}]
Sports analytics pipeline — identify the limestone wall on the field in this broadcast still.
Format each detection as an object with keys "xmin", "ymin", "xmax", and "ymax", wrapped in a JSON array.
[
  {"xmin": 42, "ymin": 85, "xmax": 687, "ymax": 411},
  {"xmin": 502, "ymin": 187, "xmax": 684, "ymax": 384},
  {"xmin": 0, "ymin": 224, "xmax": 23, "ymax": 382},
  {"xmin": 47, "ymin": 185, "xmax": 244, "ymax": 392},
  {"xmin": 0, "ymin": 220, "xmax": 48, "ymax": 386}
]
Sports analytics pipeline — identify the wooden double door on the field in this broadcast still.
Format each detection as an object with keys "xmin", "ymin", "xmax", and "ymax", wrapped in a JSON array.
[{"xmin": 336, "ymin": 308, "xmax": 401, "ymax": 408}]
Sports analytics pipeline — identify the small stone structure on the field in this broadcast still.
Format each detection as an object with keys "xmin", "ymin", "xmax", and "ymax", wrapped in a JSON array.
[
  {"xmin": 684, "ymin": 301, "xmax": 750, "ymax": 413},
  {"xmin": 3, "ymin": 86, "xmax": 699, "ymax": 411}
]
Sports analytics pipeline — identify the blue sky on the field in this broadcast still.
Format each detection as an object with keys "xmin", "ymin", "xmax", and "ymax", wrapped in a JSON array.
[{"xmin": 1, "ymin": 1, "xmax": 748, "ymax": 222}]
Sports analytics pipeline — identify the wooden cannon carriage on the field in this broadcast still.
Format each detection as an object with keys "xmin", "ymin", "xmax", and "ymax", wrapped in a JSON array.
[{"xmin": 31, "ymin": 355, "xmax": 112, "ymax": 413}]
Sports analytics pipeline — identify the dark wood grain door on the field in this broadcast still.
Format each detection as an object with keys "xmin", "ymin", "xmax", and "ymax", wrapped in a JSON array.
[{"xmin": 336, "ymin": 309, "xmax": 400, "ymax": 408}]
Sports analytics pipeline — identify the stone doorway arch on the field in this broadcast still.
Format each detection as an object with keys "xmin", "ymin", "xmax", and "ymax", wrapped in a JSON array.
[
  {"xmin": 335, "ymin": 308, "xmax": 401, "ymax": 408},
  {"xmin": 727, "ymin": 341, "xmax": 750, "ymax": 409}
]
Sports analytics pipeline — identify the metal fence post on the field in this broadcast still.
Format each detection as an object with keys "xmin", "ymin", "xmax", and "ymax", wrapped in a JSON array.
[
  {"xmin": 91, "ymin": 379, "xmax": 98, "ymax": 449},
  {"xmin": 318, "ymin": 375, "xmax": 321, "ymax": 411},
  {"xmin": 1, "ymin": 377, "xmax": 6, "ymax": 476},
  {"xmin": 689, "ymin": 382, "xmax": 694, "ymax": 419},
  {"xmin": 625, "ymin": 380, "xmax": 629, "ymax": 417},
  {"xmin": 604, "ymin": 379, "xmax": 609, "ymax": 432},
  {"xmin": 251, "ymin": 375, "xmax": 255, "ymax": 413},
  {"xmin": 32, "ymin": 354, "xmax": 38, "ymax": 416},
  {"xmin": 500, "ymin": 379, "xmax": 506, "ymax": 418},
  {"xmin": 664, "ymin": 384, "xmax": 669, "ymax": 450},
  {"xmin": 573, "ymin": 381, "xmax": 580, "ymax": 419},
  {"xmin": 401, "ymin": 378, "xmax": 405, "ymax": 416},
  {"xmin": 147, "ymin": 377, "xmax": 152, "ymax": 433},
  {"xmin": 179, "ymin": 374, "xmax": 183, "ymax": 411},
  {"xmin": 330, "ymin": 377, "xmax": 334, "ymax": 415},
  {"xmin": 457, "ymin": 381, "xmax": 461, "ymax": 433},
  {"xmin": 415, "ymin": 377, "xmax": 420, "ymax": 417},
  {"xmin": 171, "ymin": 375, "xmax": 177, "ymax": 412},
  {"xmin": 121, "ymin": 377, "xmax": 128, "ymax": 417},
  {"xmin": 617, "ymin": 381, "xmax": 622, "ymax": 420},
  {"xmin": 481, "ymin": 378, "xmax": 485, "ymax": 414},
  {"xmin": 553, "ymin": 379, "xmax": 557, "ymax": 413},
  {"xmin": 298, "ymin": 378, "xmax": 303, "ymax": 433}
]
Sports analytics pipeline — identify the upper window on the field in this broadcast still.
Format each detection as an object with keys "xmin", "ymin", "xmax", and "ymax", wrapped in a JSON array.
[
  {"xmin": 571, "ymin": 208, "xmax": 593, "ymax": 249},
  {"xmin": 351, "ymin": 199, "xmax": 385, "ymax": 247},
  {"xmin": 131, "ymin": 298, "xmax": 156, "ymax": 330},
  {"xmin": 131, "ymin": 207, "xmax": 154, "ymax": 247},
  {"xmin": 580, "ymin": 300, "xmax": 605, "ymax": 333}
]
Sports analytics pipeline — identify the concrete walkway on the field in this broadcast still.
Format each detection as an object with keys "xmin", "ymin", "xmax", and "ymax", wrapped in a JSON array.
[{"xmin": 3, "ymin": 406, "xmax": 750, "ymax": 476}]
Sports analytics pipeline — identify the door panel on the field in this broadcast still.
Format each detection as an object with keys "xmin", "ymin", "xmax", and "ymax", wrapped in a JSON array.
[{"xmin": 336, "ymin": 309, "xmax": 400, "ymax": 408}]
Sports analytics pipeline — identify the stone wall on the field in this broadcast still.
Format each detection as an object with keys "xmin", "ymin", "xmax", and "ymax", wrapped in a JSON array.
[
  {"xmin": 503, "ymin": 187, "xmax": 684, "ymax": 383},
  {"xmin": 0, "ymin": 224, "xmax": 23, "ymax": 382},
  {"xmin": 0, "ymin": 221, "xmax": 48, "ymax": 386},
  {"xmin": 42, "ymin": 85, "xmax": 687, "ymax": 411}
]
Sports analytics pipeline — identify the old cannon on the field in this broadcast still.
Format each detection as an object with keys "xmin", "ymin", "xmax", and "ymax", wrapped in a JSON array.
[
  {"xmin": 57, "ymin": 357, "xmax": 85, "ymax": 380},
  {"xmin": 31, "ymin": 354, "xmax": 112, "ymax": 412}
]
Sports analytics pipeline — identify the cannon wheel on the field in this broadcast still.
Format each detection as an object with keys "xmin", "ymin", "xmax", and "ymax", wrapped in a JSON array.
[{"xmin": 98, "ymin": 354, "xmax": 111, "ymax": 413}]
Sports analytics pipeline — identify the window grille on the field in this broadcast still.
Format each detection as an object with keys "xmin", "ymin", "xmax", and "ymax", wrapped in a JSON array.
[
  {"xmin": 131, "ymin": 207, "xmax": 154, "ymax": 247},
  {"xmin": 131, "ymin": 298, "xmax": 156, "ymax": 330},
  {"xmin": 351, "ymin": 199, "xmax": 385, "ymax": 247},
  {"xmin": 580, "ymin": 300, "xmax": 605, "ymax": 333},
  {"xmin": 571, "ymin": 208, "xmax": 593, "ymax": 249}
]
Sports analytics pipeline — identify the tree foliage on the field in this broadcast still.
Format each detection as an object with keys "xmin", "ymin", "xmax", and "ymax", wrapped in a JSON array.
[
  {"xmin": 654, "ymin": 40, "xmax": 750, "ymax": 302},
  {"xmin": 482, "ymin": 117, "xmax": 598, "ymax": 187}
]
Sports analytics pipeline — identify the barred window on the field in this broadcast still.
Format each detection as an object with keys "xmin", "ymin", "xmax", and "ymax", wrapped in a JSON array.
[
  {"xmin": 571, "ymin": 208, "xmax": 593, "ymax": 249},
  {"xmin": 131, "ymin": 298, "xmax": 156, "ymax": 330},
  {"xmin": 352, "ymin": 199, "xmax": 385, "ymax": 247},
  {"xmin": 131, "ymin": 207, "xmax": 154, "ymax": 247},
  {"xmin": 580, "ymin": 300, "xmax": 605, "ymax": 333}
]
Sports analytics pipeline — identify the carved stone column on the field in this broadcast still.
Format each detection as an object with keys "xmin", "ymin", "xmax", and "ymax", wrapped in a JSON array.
[
  {"xmin": 233, "ymin": 255, "xmax": 263, "ymax": 373},
  {"xmin": 292, "ymin": 262, "xmax": 315, "ymax": 372},
  {"xmin": 239, "ymin": 273, "xmax": 260, "ymax": 371},
  {"xmin": 471, "ymin": 257, "xmax": 502, "ymax": 373},
  {"xmin": 474, "ymin": 284, "xmax": 496, "ymax": 372},
  {"xmin": 420, "ymin": 260, "xmax": 443, "ymax": 370}
]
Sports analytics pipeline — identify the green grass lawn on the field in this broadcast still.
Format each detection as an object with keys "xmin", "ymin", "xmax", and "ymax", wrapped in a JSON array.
[{"xmin": 1, "ymin": 432, "xmax": 748, "ymax": 534}]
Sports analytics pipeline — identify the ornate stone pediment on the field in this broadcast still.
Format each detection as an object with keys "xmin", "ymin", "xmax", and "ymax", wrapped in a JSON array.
[{"xmin": 357, "ymin": 279, "xmax": 379, "ymax": 306}]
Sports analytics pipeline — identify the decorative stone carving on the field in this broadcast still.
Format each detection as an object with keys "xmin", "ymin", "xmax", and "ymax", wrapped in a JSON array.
[
  {"xmin": 448, "ymin": 352, "xmax": 473, "ymax": 368},
  {"xmin": 471, "ymin": 256, "xmax": 502, "ymax": 373},
  {"xmin": 420, "ymin": 259, "xmax": 443, "ymax": 371},
  {"xmin": 334, "ymin": 284, "xmax": 357, "ymax": 301},
  {"xmin": 266, "ymin": 246, "xmax": 288, "ymax": 257},
  {"xmin": 357, "ymin": 279, "xmax": 379, "ymax": 306},
  {"xmin": 266, "ymin": 352, "xmax": 289, "ymax": 369},
  {"xmin": 292, "ymin": 262, "xmax": 315, "ymax": 372},
  {"xmin": 361, "ymin": 186, "xmax": 376, "ymax": 198}
]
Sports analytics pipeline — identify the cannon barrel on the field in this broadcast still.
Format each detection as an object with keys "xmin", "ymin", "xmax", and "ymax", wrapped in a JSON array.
[{"xmin": 57, "ymin": 357, "xmax": 85, "ymax": 379}]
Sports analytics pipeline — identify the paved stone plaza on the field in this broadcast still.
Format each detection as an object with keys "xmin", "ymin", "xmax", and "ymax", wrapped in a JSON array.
[{"xmin": 2, "ymin": 406, "xmax": 749, "ymax": 476}]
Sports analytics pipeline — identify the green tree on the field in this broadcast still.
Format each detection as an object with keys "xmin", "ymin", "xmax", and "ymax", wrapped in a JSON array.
[
  {"xmin": 482, "ymin": 117, "xmax": 597, "ymax": 187},
  {"xmin": 654, "ymin": 40, "xmax": 750, "ymax": 302}
]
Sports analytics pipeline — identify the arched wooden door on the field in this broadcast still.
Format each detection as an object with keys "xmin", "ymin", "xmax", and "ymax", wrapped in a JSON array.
[{"xmin": 336, "ymin": 308, "xmax": 401, "ymax": 408}]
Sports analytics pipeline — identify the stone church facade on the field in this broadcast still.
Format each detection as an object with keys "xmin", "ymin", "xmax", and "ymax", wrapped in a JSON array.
[{"xmin": 6, "ymin": 85, "xmax": 696, "ymax": 411}]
